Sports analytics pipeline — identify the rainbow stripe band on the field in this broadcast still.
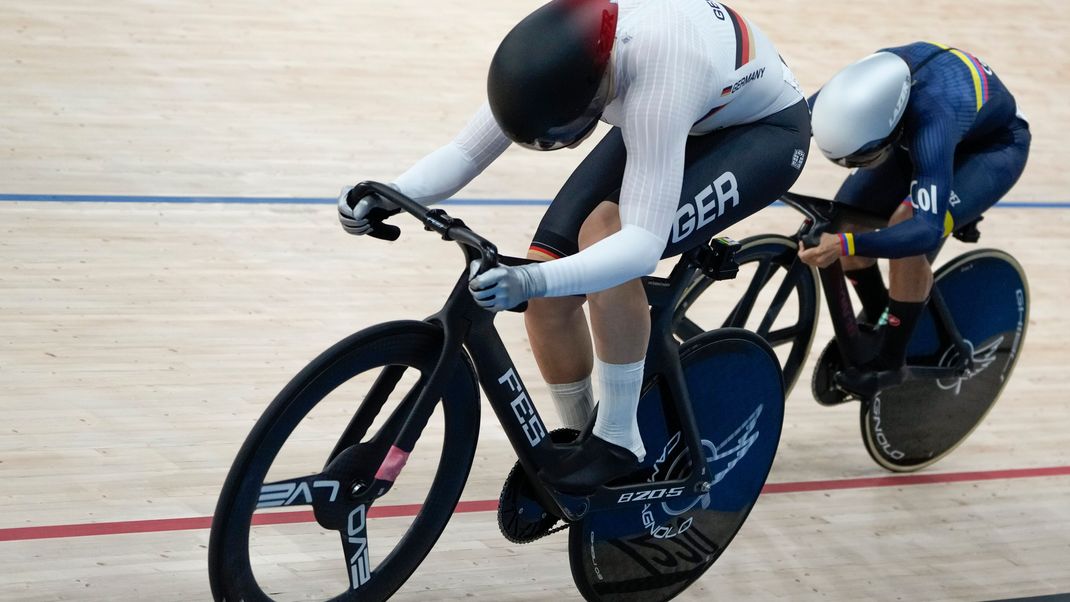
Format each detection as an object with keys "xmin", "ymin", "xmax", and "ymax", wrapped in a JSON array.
[
  {"xmin": 928, "ymin": 42, "xmax": 989, "ymax": 112},
  {"xmin": 839, "ymin": 233, "xmax": 856, "ymax": 256}
]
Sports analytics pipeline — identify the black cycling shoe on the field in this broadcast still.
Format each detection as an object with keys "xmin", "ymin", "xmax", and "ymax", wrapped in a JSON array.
[
  {"xmin": 538, "ymin": 435, "xmax": 641, "ymax": 496},
  {"xmin": 813, "ymin": 323, "xmax": 885, "ymax": 406},
  {"xmin": 834, "ymin": 364, "xmax": 907, "ymax": 399}
]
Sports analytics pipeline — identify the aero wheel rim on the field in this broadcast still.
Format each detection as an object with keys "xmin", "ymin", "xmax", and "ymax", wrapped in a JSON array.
[
  {"xmin": 213, "ymin": 325, "xmax": 479, "ymax": 602},
  {"xmin": 242, "ymin": 364, "xmax": 447, "ymax": 599}
]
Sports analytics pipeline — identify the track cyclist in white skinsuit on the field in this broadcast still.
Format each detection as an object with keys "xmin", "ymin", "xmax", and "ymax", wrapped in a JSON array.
[{"xmin": 339, "ymin": 0, "xmax": 810, "ymax": 493}]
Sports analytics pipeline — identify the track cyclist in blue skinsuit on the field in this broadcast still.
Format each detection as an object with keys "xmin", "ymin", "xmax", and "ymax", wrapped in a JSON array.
[{"xmin": 798, "ymin": 42, "xmax": 1031, "ymax": 396}]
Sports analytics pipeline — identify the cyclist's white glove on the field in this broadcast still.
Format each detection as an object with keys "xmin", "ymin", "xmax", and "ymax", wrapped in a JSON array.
[
  {"xmin": 468, "ymin": 262, "xmax": 546, "ymax": 312},
  {"xmin": 338, "ymin": 185, "xmax": 397, "ymax": 236}
]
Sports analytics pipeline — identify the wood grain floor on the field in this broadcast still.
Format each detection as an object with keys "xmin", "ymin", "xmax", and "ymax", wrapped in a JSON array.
[{"xmin": 1, "ymin": 1, "xmax": 1068, "ymax": 600}]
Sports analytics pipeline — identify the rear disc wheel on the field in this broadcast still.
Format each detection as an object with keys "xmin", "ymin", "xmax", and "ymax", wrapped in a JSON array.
[
  {"xmin": 860, "ymin": 250, "xmax": 1029, "ymax": 472},
  {"xmin": 568, "ymin": 329, "xmax": 785, "ymax": 601}
]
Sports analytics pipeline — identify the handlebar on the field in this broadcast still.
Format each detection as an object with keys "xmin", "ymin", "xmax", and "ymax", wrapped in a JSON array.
[
  {"xmin": 347, "ymin": 180, "xmax": 502, "ymax": 270},
  {"xmin": 346, "ymin": 181, "xmax": 529, "ymax": 312},
  {"xmin": 780, "ymin": 191, "xmax": 890, "ymax": 248}
]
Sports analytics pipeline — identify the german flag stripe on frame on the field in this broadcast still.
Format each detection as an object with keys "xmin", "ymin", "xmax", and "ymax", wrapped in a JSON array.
[{"xmin": 724, "ymin": 4, "xmax": 755, "ymax": 70}]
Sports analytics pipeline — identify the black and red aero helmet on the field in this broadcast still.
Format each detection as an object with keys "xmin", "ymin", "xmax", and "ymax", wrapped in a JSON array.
[{"xmin": 488, "ymin": 0, "xmax": 619, "ymax": 151}]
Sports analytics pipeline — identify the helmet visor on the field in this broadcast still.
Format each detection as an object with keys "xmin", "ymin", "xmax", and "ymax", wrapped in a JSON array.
[
  {"xmin": 517, "ymin": 70, "xmax": 612, "ymax": 151},
  {"xmin": 519, "ymin": 113, "xmax": 599, "ymax": 151},
  {"xmin": 836, "ymin": 143, "xmax": 894, "ymax": 169},
  {"xmin": 835, "ymin": 121, "xmax": 906, "ymax": 168}
]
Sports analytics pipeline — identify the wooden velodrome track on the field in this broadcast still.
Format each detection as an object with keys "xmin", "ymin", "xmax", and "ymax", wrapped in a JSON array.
[{"xmin": 2, "ymin": 1, "xmax": 1068, "ymax": 600}]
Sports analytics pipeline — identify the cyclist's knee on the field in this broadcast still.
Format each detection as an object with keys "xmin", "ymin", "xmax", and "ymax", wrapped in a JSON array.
[
  {"xmin": 587, "ymin": 278, "xmax": 646, "ymax": 313},
  {"xmin": 526, "ymin": 295, "xmax": 586, "ymax": 321},
  {"xmin": 578, "ymin": 201, "xmax": 621, "ymax": 250},
  {"xmin": 889, "ymin": 203, "xmax": 912, "ymax": 227}
]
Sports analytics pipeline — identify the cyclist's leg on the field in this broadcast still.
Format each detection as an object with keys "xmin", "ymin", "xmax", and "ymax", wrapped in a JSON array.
[
  {"xmin": 882, "ymin": 120, "xmax": 1030, "ymax": 369},
  {"xmin": 660, "ymin": 101, "xmax": 812, "ymax": 257},
  {"xmin": 540, "ymin": 101, "xmax": 811, "ymax": 493},
  {"xmin": 886, "ymin": 202, "xmax": 933, "ymax": 301},
  {"xmin": 578, "ymin": 201, "xmax": 650, "ymax": 363},
  {"xmin": 832, "ymin": 148, "xmax": 913, "ymax": 319},
  {"xmin": 887, "ymin": 120, "xmax": 1032, "ymax": 304},
  {"xmin": 525, "ymin": 128, "xmax": 627, "ymax": 429},
  {"xmin": 943, "ymin": 118, "xmax": 1031, "ymax": 232},
  {"xmin": 586, "ymin": 99, "xmax": 808, "ymax": 372},
  {"xmin": 580, "ymin": 101, "xmax": 815, "ymax": 372}
]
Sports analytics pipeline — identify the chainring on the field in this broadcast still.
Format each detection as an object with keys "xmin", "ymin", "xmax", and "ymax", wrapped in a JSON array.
[{"xmin": 497, "ymin": 428, "xmax": 580, "ymax": 544}]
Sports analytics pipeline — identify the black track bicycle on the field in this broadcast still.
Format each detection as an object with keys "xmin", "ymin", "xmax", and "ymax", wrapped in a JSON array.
[
  {"xmin": 209, "ymin": 181, "xmax": 787, "ymax": 601},
  {"xmin": 674, "ymin": 192, "xmax": 1029, "ymax": 472}
]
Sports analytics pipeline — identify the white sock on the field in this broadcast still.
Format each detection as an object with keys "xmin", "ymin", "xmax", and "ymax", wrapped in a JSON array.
[
  {"xmin": 592, "ymin": 357, "xmax": 646, "ymax": 462},
  {"xmin": 547, "ymin": 377, "xmax": 594, "ymax": 430}
]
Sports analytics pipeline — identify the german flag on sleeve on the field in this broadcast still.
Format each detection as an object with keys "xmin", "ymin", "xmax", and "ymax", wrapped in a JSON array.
[{"xmin": 724, "ymin": 4, "xmax": 755, "ymax": 70}]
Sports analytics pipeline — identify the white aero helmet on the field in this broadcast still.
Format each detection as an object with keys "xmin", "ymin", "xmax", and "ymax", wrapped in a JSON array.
[{"xmin": 812, "ymin": 52, "xmax": 913, "ymax": 168}]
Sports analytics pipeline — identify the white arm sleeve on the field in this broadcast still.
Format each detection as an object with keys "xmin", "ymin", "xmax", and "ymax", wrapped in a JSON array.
[
  {"xmin": 392, "ymin": 103, "xmax": 511, "ymax": 205},
  {"xmin": 534, "ymin": 20, "xmax": 713, "ymax": 297}
]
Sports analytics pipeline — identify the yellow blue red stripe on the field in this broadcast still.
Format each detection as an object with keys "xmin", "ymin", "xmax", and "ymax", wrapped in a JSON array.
[
  {"xmin": 928, "ymin": 42, "xmax": 989, "ymax": 111},
  {"xmin": 839, "ymin": 233, "xmax": 856, "ymax": 256}
]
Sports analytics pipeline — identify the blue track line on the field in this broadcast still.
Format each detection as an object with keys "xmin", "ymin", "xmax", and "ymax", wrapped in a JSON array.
[{"xmin": 1, "ymin": 192, "xmax": 1068, "ymax": 209}]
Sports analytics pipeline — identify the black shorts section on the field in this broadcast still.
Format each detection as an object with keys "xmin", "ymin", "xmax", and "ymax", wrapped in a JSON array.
[
  {"xmin": 530, "ymin": 100, "xmax": 811, "ymax": 260},
  {"xmin": 834, "ymin": 118, "xmax": 1031, "ymax": 228}
]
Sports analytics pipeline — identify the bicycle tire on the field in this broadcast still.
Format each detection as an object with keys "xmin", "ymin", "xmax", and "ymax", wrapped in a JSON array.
[
  {"xmin": 860, "ymin": 250, "xmax": 1029, "ymax": 472},
  {"xmin": 568, "ymin": 328, "xmax": 785, "ymax": 601},
  {"xmin": 208, "ymin": 320, "xmax": 480, "ymax": 601},
  {"xmin": 674, "ymin": 234, "xmax": 819, "ymax": 395}
]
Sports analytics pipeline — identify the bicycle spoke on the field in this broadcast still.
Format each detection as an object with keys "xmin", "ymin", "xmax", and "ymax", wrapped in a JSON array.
[
  {"xmin": 765, "ymin": 325, "xmax": 801, "ymax": 347},
  {"xmin": 756, "ymin": 262, "xmax": 803, "ymax": 338},
  {"xmin": 339, "ymin": 505, "xmax": 372, "ymax": 591},
  {"xmin": 256, "ymin": 474, "xmax": 340, "ymax": 509},
  {"xmin": 724, "ymin": 259, "xmax": 778, "ymax": 328},
  {"xmin": 675, "ymin": 316, "xmax": 705, "ymax": 341},
  {"xmin": 328, "ymin": 365, "xmax": 428, "ymax": 466}
]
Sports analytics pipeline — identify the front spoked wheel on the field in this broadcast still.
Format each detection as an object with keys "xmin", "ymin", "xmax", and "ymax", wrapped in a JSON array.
[
  {"xmin": 861, "ymin": 250, "xmax": 1029, "ymax": 471},
  {"xmin": 209, "ymin": 321, "xmax": 480, "ymax": 601},
  {"xmin": 673, "ymin": 234, "xmax": 818, "ymax": 395}
]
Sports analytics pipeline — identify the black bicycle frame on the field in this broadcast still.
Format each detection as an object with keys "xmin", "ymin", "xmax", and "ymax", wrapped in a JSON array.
[
  {"xmin": 782, "ymin": 192, "xmax": 974, "ymax": 377},
  {"xmin": 347, "ymin": 181, "xmax": 717, "ymax": 521}
]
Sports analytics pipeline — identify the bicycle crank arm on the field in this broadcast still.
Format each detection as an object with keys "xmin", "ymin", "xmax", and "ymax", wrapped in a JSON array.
[{"xmin": 550, "ymin": 492, "xmax": 591, "ymax": 522}]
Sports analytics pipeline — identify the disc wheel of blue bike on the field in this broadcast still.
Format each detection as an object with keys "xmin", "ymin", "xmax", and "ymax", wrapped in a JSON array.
[
  {"xmin": 568, "ymin": 328, "xmax": 785, "ymax": 601},
  {"xmin": 673, "ymin": 234, "xmax": 819, "ymax": 395},
  {"xmin": 861, "ymin": 250, "xmax": 1029, "ymax": 472},
  {"xmin": 208, "ymin": 320, "xmax": 480, "ymax": 601}
]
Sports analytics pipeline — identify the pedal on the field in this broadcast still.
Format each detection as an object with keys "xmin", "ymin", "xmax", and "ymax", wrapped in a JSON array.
[
  {"xmin": 689, "ymin": 236, "xmax": 741, "ymax": 281},
  {"xmin": 497, "ymin": 428, "xmax": 579, "ymax": 544}
]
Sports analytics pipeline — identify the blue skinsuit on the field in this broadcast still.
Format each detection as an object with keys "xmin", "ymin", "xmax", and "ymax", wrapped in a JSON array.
[{"xmin": 831, "ymin": 41, "xmax": 1031, "ymax": 259}]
